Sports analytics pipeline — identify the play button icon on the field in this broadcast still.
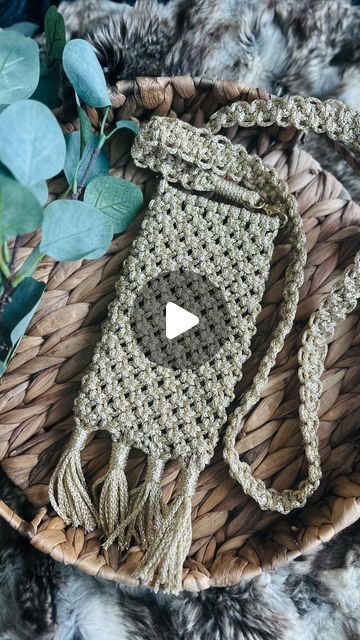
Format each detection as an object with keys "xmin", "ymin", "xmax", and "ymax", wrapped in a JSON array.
[
  {"xmin": 165, "ymin": 302, "xmax": 199, "ymax": 340},
  {"xmin": 129, "ymin": 269, "xmax": 232, "ymax": 371}
]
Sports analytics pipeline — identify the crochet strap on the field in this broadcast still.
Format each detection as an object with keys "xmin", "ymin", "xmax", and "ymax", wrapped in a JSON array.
[
  {"xmin": 212, "ymin": 96, "xmax": 360, "ymax": 513},
  {"xmin": 206, "ymin": 95, "xmax": 360, "ymax": 148},
  {"xmin": 48, "ymin": 95, "xmax": 359, "ymax": 594},
  {"xmin": 132, "ymin": 97, "xmax": 360, "ymax": 514},
  {"xmin": 224, "ymin": 252, "xmax": 360, "ymax": 513}
]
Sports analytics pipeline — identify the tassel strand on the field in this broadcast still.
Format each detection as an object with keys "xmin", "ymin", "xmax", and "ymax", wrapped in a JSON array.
[
  {"xmin": 134, "ymin": 465, "xmax": 198, "ymax": 593},
  {"xmin": 49, "ymin": 428, "xmax": 97, "ymax": 532},
  {"xmin": 103, "ymin": 457, "xmax": 166, "ymax": 550},
  {"xmin": 92, "ymin": 440, "xmax": 130, "ymax": 545}
]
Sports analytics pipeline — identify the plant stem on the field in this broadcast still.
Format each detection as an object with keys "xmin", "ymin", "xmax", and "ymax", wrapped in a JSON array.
[
  {"xmin": 99, "ymin": 106, "xmax": 110, "ymax": 142},
  {"xmin": 0, "ymin": 243, "xmax": 10, "ymax": 279},
  {"xmin": 0, "ymin": 236, "xmax": 23, "ymax": 315},
  {"xmin": 11, "ymin": 244, "xmax": 45, "ymax": 288},
  {"xmin": 0, "ymin": 258, "xmax": 10, "ymax": 279},
  {"xmin": 2, "ymin": 242, "xmax": 10, "ymax": 264},
  {"xmin": 71, "ymin": 146, "xmax": 101, "ymax": 200},
  {"xmin": 9, "ymin": 236, "xmax": 21, "ymax": 273},
  {"xmin": 80, "ymin": 147, "xmax": 101, "ymax": 190},
  {"xmin": 104, "ymin": 127, "xmax": 117, "ymax": 142},
  {"xmin": 70, "ymin": 108, "xmax": 110, "ymax": 200}
]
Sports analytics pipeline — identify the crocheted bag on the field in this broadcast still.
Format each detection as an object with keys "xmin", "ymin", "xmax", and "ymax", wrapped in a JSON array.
[{"xmin": 49, "ymin": 96, "xmax": 360, "ymax": 593}]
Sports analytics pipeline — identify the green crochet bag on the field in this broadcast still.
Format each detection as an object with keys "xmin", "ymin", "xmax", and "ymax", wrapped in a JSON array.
[{"xmin": 49, "ymin": 95, "xmax": 360, "ymax": 593}]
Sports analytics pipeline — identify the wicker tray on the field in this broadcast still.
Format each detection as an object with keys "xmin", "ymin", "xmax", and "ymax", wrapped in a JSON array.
[{"xmin": 0, "ymin": 77, "xmax": 359, "ymax": 591}]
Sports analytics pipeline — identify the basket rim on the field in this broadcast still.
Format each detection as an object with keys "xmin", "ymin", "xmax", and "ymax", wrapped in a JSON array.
[
  {"xmin": 0, "ymin": 75, "xmax": 359, "ymax": 592},
  {"xmin": 0, "ymin": 493, "xmax": 359, "ymax": 590}
]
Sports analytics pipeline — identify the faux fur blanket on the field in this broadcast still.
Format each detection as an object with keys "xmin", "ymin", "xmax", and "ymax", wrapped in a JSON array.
[
  {"xmin": 58, "ymin": 0, "xmax": 360, "ymax": 199},
  {"xmin": 1, "ymin": 468, "xmax": 360, "ymax": 640},
  {"xmin": 0, "ymin": 1, "xmax": 360, "ymax": 639}
]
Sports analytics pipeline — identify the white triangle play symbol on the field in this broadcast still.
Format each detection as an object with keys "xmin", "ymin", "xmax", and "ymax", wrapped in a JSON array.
[{"xmin": 166, "ymin": 302, "xmax": 199, "ymax": 340}]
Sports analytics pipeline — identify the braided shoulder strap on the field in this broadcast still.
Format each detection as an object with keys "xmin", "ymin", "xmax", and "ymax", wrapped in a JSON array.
[
  {"xmin": 132, "ymin": 95, "xmax": 360, "ymax": 515},
  {"xmin": 210, "ymin": 96, "xmax": 360, "ymax": 513}
]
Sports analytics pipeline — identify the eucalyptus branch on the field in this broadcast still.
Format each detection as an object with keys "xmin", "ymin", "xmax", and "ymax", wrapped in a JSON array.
[
  {"xmin": 0, "ymin": 236, "xmax": 21, "ymax": 296},
  {"xmin": 70, "ymin": 106, "xmax": 110, "ymax": 200},
  {"xmin": 2, "ymin": 242, "xmax": 10, "ymax": 265},
  {"xmin": 99, "ymin": 106, "xmax": 111, "ymax": 145},
  {"xmin": 9, "ymin": 236, "xmax": 22, "ymax": 273},
  {"xmin": 78, "ymin": 147, "xmax": 101, "ymax": 191},
  {"xmin": 0, "ymin": 245, "xmax": 10, "ymax": 279},
  {"xmin": 11, "ymin": 244, "xmax": 45, "ymax": 288},
  {"xmin": 0, "ymin": 236, "xmax": 23, "ymax": 313}
]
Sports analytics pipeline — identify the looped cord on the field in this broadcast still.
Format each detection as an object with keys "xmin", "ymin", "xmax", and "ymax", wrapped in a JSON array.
[
  {"xmin": 132, "ymin": 97, "xmax": 312, "ymax": 513},
  {"xmin": 133, "ymin": 95, "xmax": 360, "ymax": 514},
  {"xmin": 132, "ymin": 113, "xmax": 294, "ymax": 217},
  {"xmin": 214, "ymin": 96, "xmax": 360, "ymax": 513},
  {"xmin": 206, "ymin": 96, "xmax": 360, "ymax": 150}
]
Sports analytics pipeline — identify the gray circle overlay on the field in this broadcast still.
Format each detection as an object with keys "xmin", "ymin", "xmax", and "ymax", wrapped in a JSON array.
[{"xmin": 129, "ymin": 269, "xmax": 232, "ymax": 371}]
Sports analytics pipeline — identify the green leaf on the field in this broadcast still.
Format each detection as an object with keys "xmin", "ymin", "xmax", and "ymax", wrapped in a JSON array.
[
  {"xmin": 29, "ymin": 181, "xmax": 48, "ymax": 206},
  {"xmin": 13, "ymin": 245, "xmax": 45, "ymax": 286},
  {"xmin": 76, "ymin": 93, "xmax": 94, "ymax": 155},
  {"xmin": 0, "ymin": 30, "xmax": 40, "ymax": 104},
  {"xmin": 0, "ymin": 99, "xmax": 66, "ymax": 185},
  {"xmin": 45, "ymin": 6, "xmax": 66, "ymax": 66},
  {"xmin": 115, "ymin": 120, "xmax": 140, "ymax": 135},
  {"xmin": 0, "ymin": 276, "xmax": 45, "ymax": 370},
  {"xmin": 9, "ymin": 278, "xmax": 45, "ymax": 345},
  {"xmin": 5, "ymin": 22, "xmax": 40, "ymax": 37},
  {"xmin": 62, "ymin": 39, "xmax": 110, "ymax": 108},
  {"xmin": 31, "ymin": 65, "xmax": 61, "ymax": 109},
  {"xmin": 40, "ymin": 199, "xmax": 113, "ymax": 261},
  {"xmin": 64, "ymin": 130, "xmax": 109, "ymax": 187},
  {"xmin": 84, "ymin": 175, "xmax": 143, "ymax": 233},
  {"xmin": 0, "ymin": 174, "xmax": 44, "ymax": 242},
  {"xmin": 0, "ymin": 162, "xmax": 11, "ymax": 177}
]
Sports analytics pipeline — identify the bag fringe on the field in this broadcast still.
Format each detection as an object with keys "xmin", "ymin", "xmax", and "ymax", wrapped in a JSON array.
[
  {"xmin": 92, "ymin": 440, "xmax": 130, "ymax": 546},
  {"xmin": 50, "ymin": 433, "xmax": 198, "ymax": 593},
  {"xmin": 103, "ymin": 456, "xmax": 166, "ymax": 550},
  {"xmin": 124, "ymin": 456, "xmax": 166, "ymax": 548},
  {"xmin": 134, "ymin": 465, "xmax": 198, "ymax": 594},
  {"xmin": 49, "ymin": 428, "xmax": 97, "ymax": 532}
]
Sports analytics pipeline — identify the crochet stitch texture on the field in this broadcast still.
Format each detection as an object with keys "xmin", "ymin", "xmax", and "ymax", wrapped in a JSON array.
[{"xmin": 49, "ymin": 96, "xmax": 360, "ymax": 593}]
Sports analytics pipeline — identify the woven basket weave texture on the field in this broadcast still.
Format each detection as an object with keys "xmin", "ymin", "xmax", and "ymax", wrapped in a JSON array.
[{"xmin": 0, "ymin": 77, "xmax": 359, "ymax": 591}]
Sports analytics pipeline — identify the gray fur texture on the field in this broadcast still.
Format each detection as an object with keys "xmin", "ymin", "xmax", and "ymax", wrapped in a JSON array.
[
  {"xmin": 0, "ymin": 470, "xmax": 55, "ymax": 640},
  {"xmin": 59, "ymin": 0, "xmax": 360, "ymax": 103},
  {"xmin": 1, "ymin": 468, "xmax": 360, "ymax": 640},
  {"xmin": 57, "ymin": 0, "xmax": 360, "ymax": 198}
]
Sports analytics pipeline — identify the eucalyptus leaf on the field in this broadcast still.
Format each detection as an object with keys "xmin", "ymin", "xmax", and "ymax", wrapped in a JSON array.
[
  {"xmin": 13, "ymin": 245, "xmax": 45, "ymax": 284},
  {"xmin": 40, "ymin": 200, "xmax": 113, "ymax": 261},
  {"xmin": 7, "ymin": 278, "xmax": 45, "ymax": 345},
  {"xmin": 62, "ymin": 39, "xmax": 110, "ymax": 108},
  {"xmin": 115, "ymin": 120, "xmax": 140, "ymax": 135},
  {"xmin": 0, "ymin": 100, "xmax": 66, "ymax": 185},
  {"xmin": 0, "ymin": 30, "xmax": 40, "ymax": 104},
  {"xmin": 76, "ymin": 93, "xmax": 94, "ymax": 155},
  {"xmin": 64, "ymin": 130, "xmax": 109, "ymax": 188},
  {"xmin": 30, "ymin": 181, "xmax": 48, "ymax": 206},
  {"xmin": 0, "ymin": 174, "xmax": 44, "ymax": 242},
  {"xmin": 31, "ymin": 65, "xmax": 61, "ymax": 109},
  {"xmin": 0, "ymin": 277, "xmax": 45, "ymax": 368},
  {"xmin": 84, "ymin": 175, "xmax": 143, "ymax": 233},
  {"xmin": 45, "ymin": 6, "xmax": 66, "ymax": 66},
  {"xmin": 5, "ymin": 22, "xmax": 40, "ymax": 37},
  {"xmin": 0, "ymin": 162, "xmax": 11, "ymax": 177}
]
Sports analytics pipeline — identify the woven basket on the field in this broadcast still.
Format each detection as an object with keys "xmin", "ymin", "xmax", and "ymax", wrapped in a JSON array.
[{"xmin": 0, "ymin": 77, "xmax": 359, "ymax": 592}]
